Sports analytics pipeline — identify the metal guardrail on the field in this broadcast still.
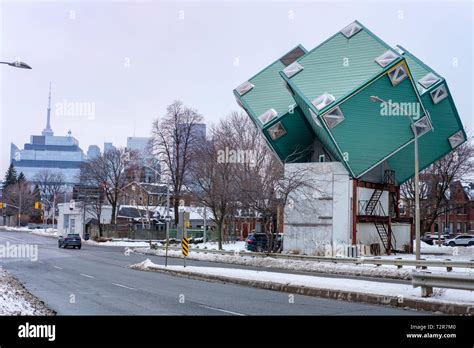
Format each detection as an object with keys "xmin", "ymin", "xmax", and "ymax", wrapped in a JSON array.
[
  {"xmin": 412, "ymin": 271, "xmax": 474, "ymax": 297},
  {"xmin": 143, "ymin": 244, "xmax": 474, "ymax": 271}
]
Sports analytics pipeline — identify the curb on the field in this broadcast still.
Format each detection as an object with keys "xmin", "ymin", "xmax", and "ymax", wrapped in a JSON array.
[{"xmin": 132, "ymin": 265, "xmax": 473, "ymax": 315}]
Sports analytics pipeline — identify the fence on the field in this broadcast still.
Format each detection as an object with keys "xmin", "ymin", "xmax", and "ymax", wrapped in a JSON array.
[
  {"xmin": 412, "ymin": 271, "xmax": 474, "ymax": 297},
  {"xmin": 148, "ymin": 245, "xmax": 473, "ymax": 272}
]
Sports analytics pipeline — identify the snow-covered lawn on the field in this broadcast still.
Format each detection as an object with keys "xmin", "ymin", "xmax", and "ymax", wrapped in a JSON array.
[
  {"xmin": 133, "ymin": 247, "xmax": 473, "ymax": 280},
  {"xmin": 1, "ymin": 226, "xmax": 59, "ymax": 238},
  {"xmin": 191, "ymin": 241, "xmax": 247, "ymax": 252},
  {"xmin": 0, "ymin": 268, "xmax": 54, "ymax": 315},
  {"xmin": 133, "ymin": 259, "xmax": 474, "ymax": 307}
]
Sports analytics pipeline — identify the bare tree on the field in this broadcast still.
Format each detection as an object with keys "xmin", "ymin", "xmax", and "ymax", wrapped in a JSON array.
[
  {"xmin": 191, "ymin": 116, "xmax": 239, "ymax": 250},
  {"xmin": 3, "ymin": 180, "xmax": 36, "ymax": 225},
  {"xmin": 228, "ymin": 112, "xmax": 319, "ymax": 252},
  {"xmin": 401, "ymin": 140, "xmax": 474, "ymax": 233},
  {"xmin": 34, "ymin": 170, "xmax": 65, "ymax": 224},
  {"xmin": 80, "ymin": 147, "xmax": 138, "ymax": 224},
  {"xmin": 150, "ymin": 100, "xmax": 204, "ymax": 224}
]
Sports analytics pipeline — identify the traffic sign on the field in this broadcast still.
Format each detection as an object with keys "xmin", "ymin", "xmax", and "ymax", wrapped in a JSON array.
[{"xmin": 181, "ymin": 237, "xmax": 189, "ymax": 257}]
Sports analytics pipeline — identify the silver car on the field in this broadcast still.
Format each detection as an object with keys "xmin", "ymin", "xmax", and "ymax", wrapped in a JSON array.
[{"xmin": 443, "ymin": 235, "xmax": 474, "ymax": 247}]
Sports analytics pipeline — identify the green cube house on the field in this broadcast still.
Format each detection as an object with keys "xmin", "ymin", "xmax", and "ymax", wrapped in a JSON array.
[{"xmin": 233, "ymin": 21, "xmax": 466, "ymax": 185}]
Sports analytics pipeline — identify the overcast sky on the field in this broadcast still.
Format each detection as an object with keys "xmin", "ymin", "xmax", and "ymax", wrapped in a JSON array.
[{"xmin": 0, "ymin": 0, "xmax": 472, "ymax": 176}]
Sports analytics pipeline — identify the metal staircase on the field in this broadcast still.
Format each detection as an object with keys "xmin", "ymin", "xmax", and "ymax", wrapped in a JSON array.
[
  {"xmin": 374, "ymin": 220, "xmax": 395, "ymax": 253},
  {"xmin": 365, "ymin": 188, "xmax": 384, "ymax": 215}
]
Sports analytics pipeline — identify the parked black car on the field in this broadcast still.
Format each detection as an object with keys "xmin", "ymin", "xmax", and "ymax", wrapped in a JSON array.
[
  {"xmin": 421, "ymin": 233, "xmax": 446, "ymax": 245},
  {"xmin": 245, "ymin": 233, "xmax": 282, "ymax": 252},
  {"xmin": 58, "ymin": 234, "xmax": 82, "ymax": 249}
]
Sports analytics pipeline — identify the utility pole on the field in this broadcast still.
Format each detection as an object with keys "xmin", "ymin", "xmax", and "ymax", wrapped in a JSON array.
[
  {"xmin": 203, "ymin": 206, "xmax": 207, "ymax": 243},
  {"xmin": 18, "ymin": 188, "xmax": 22, "ymax": 227},
  {"xmin": 165, "ymin": 183, "xmax": 170, "ymax": 267},
  {"xmin": 414, "ymin": 128, "xmax": 421, "ymax": 260}
]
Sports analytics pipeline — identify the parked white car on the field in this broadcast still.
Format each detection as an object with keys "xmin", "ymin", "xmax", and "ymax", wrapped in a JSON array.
[{"xmin": 443, "ymin": 235, "xmax": 474, "ymax": 247}]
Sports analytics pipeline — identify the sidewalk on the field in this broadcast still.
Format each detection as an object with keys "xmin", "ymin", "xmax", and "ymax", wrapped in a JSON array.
[{"xmin": 131, "ymin": 259, "xmax": 474, "ymax": 315}]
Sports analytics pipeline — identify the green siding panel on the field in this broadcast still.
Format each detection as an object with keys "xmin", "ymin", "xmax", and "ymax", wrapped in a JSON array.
[
  {"xmin": 291, "ymin": 89, "xmax": 344, "ymax": 163},
  {"xmin": 263, "ymin": 107, "xmax": 315, "ymax": 162},
  {"xmin": 290, "ymin": 29, "xmax": 396, "ymax": 109},
  {"xmin": 388, "ymin": 90, "xmax": 465, "ymax": 184},
  {"xmin": 330, "ymin": 73, "xmax": 419, "ymax": 177}
]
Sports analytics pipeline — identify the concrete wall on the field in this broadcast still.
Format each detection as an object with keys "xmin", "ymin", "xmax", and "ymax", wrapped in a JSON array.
[
  {"xmin": 283, "ymin": 162, "xmax": 351, "ymax": 255},
  {"xmin": 356, "ymin": 222, "xmax": 411, "ymax": 253}
]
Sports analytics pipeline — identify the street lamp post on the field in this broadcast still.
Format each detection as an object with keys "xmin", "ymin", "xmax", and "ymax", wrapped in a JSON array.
[
  {"xmin": 370, "ymin": 96, "xmax": 421, "ymax": 260},
  {"xmin": 0, "ymin": 61, "xmax": 32, "ymax": 69},
  {"xmin": 142, "ymin": 165, "xmax": 172, "ymax": 266}
]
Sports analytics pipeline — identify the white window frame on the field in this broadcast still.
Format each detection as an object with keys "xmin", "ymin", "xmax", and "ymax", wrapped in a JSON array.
[
  {"xmin": 322, "ymin": 106, "xmax": 345, "ymax": 129},
  {"xmin": 430, "ymin": 84, "xmax": 448, "ymax": 104},
  {"xmin": 267, "ymin": 122, "xmax": 287, "ymax": 140},
  {"xmin": 418, "ymin": 72, "xmax": 440, "ymax": 89},
  {"xmin": 258, "ymin": 108, "xmax": 277, "ymax": 125},
  {"xmin": 282, "ymin": 61, "xmax": 304, "ymax": 78},
  {"xmin": 375, "ymin": 50, "xmax": 398, "ymax": 68},
  {"xmin": 448, "ymin": 130, "xmax": 465, "ymax": 149},
  {"xmin": 388, "ymin": 65, "xmax": 408, "ymax": 86},
  {"xmin": 411, "ymin": 116, "xmax": 432, "ymax": 137},
  {"xmin": 312, "ymin": 93, "xmax": 335, "ymax": 111},
  {"xmin": 340, "ymin": 22, "xmax": 362, "ymax": 38},
  {"xmin": 235, "ymin": 81, "xmax": 254, "ymax": 96}
]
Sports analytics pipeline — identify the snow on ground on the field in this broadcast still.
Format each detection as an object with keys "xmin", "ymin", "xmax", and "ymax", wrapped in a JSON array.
[
  {"xmin": 132, "ymin": 259, "xmax": 474, "ymax": 306},
  {"xmin": 414, "ymin": 240, "xmax": 474, "ymax": 258},
  {"xmin": 191, "ymin": 241, "xmax": 247, "ymax": 252},
  {"xmin": 1, "ymin": 226, "xmax": 59, "ymax": 238},
  {"xmin": 133, "ymin": 247, "xmax": 473, "ymax": 280},
  {"xmin": 85, "ymin": 239, "xmax": 159, "ymax": 248},
  {"xmin": 29, "ymin": 229, "xmax": 59, "ymax": 238},
  {"xmin": 2, "ymin": 226, "xmax": 33, "ymax": 232},
  {"xmin": 0, "ymin": 268, "xmax": 54, "ymax": 315}
]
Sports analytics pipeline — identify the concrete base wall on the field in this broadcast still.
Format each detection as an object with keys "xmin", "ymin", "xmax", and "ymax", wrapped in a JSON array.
[{"xmin": 283, "ymin": 162, "xmax": 351, "ymax": 255}]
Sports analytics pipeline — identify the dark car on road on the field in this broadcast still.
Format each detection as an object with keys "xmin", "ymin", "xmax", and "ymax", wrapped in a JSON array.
[
  {"xmin": 58, "ymin": 234, "xmax": 82, "ymax": 249},
  {"xmin": 245, "ymin": 233, "xmax": 282, "ymax": 252}
]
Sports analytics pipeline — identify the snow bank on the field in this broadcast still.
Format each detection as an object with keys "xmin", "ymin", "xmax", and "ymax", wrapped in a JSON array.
[
  {"xmin": 30, "ymin": 229, "xmax": 59, "ymax": 238},
  {"xmin": 0, "ymin": 268, "xmax": 54, "ymax": 315},
  {"xmin": 133, "ymin": 248, "xmax": 414, "ymax": 279},
  {"xmin": 132, "ymin": 260, "xmax": 474, "ymax": 306},
  {"xmin": 85, "ymin": 239, "xmax": 155, "ymax": 248},
  {"xmin": 133, "ymin": 247, "xmax": 473, "ymax": 280}
]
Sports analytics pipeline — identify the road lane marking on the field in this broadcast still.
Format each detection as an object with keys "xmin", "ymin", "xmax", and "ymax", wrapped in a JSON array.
[
  {"xmin": 38, "ymin": 261, "xmax": 44, "ymax": 264},
  {"xmin": 199, "ymin": 304, "xmax": 245, "ymax": 316},
  {"xmin": 53, "ymin": 266, "xmax": 63, "ymax": 270},
  {"xmin": 80, "ymin": 273, "xmax": 95, "ymax": 278},
  {"xmin": 112, "ymin": 283, "xmax": 136, "ymax": 290}
]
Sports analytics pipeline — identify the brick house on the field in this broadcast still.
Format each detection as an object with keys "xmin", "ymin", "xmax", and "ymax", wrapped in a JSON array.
[{"xmin": 430, "ymin": 181, "xmax": 474, "ymax": 235}]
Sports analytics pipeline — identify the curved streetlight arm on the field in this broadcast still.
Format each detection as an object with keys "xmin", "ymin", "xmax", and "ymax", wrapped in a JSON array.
[{"xmin": 0, "ymin": 61, "xmax": 32, "ymax": 69}]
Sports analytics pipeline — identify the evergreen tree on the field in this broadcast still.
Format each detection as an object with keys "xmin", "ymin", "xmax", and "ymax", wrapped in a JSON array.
[
  {"xmin": 3, "ymin": 163, "xmax": 17, "ymax": 189},
  {"xmin": 17, "ymin": 172, "xmax": 26, "ymax": 183}
]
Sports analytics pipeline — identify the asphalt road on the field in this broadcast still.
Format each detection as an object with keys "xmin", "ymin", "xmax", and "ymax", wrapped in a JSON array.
[{"xmin": 0, "ymin": 229, "xmax": 427, "ymax": 315}]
